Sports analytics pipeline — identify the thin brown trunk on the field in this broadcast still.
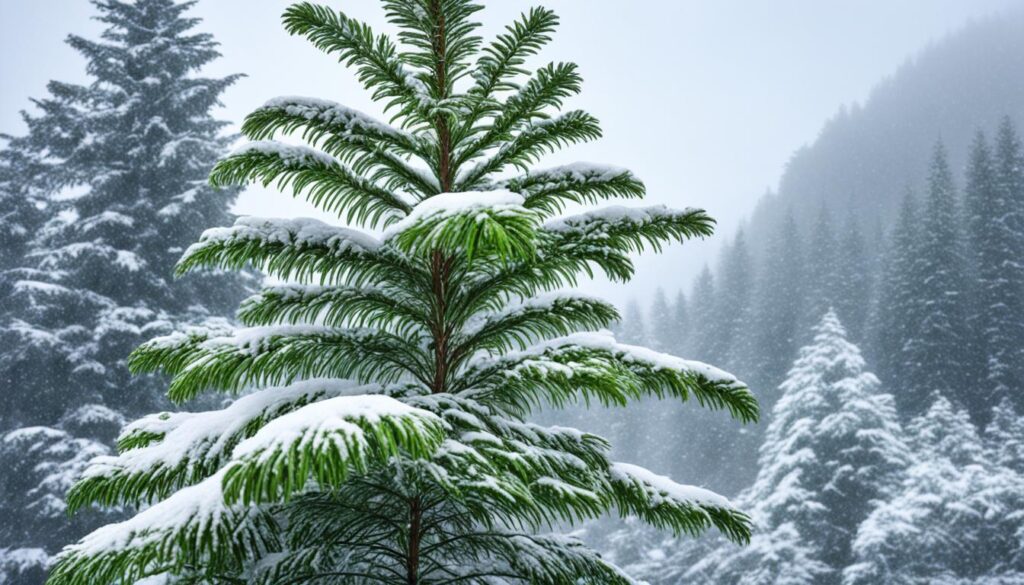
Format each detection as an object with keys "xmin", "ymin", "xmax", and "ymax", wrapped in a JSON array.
[
  {"xmin": 410, "ymin": 4, "xmax": 451, "ymax": 583},
  {"xmin": 406, "ymin": 496, "xmax": 422, "ymax": 584}
]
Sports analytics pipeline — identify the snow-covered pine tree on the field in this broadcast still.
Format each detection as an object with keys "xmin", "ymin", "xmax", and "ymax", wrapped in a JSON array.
[
  {"xmin": 833, "ymin": 212, "xmax": 869, "ymax": 341},
  {"xmin": 709, "ymin": 229, "xmax": 753, "ymax": 371},
  {"xmin": 845, "ymin": 396, "xmax": 1024, "ymax": 584},
  {"xmin": 902, "ymin": 141, "xmax": 971, "ymax": 417},
  {"xmin": 671, "ymin": 289, "xmax": 689, "ymax": 355},
  {"xmin": 649, "ymin": 287, "xmax": 676, "ymax": 353},
  {"xmin": 686, "ymin": 310, "xmax": 908, "ymax": 585},
  {"xmin": 619, "ymin": 298, "xmax": 649, "ymax": 346},
  {"xmin": 687, "ymin": 264, "xmax": 716, "ymax": 360},
  {"xmin": 745, "ymin": 209, "xmax": 803, "ymax": 403},
  {"xmin": 975, "ymin": 118, "xmax": 1024, "ymax": 415},
  {"xmin": 801, "ymin": 207, "xmax": 840, "ymax": 338},
  {"xmin": 48, "ymin": 2, "xmax": 758, "ymax": 583},
  {"xmin": 867, "ymin": 189, "xmax": 921, "ymax": 402},
  {"xmin": 0, "ymin": 0, "xmax": 251, "ymax": 575}
]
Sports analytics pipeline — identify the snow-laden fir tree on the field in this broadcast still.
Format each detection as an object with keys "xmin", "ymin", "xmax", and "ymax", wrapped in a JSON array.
[
  {"xmin": 966, "ymin": 120, "xmax": 1024, "ymax": 419},
  {"xmin": 744, "ymin": 209, "xmax": 803, "ymax": 402},
  {"xmin": 683, "ymin": 310, "xmax": 908, "ymax": 585},
  {"xmin": 649, "ymin": 288, "xmax": 676, "ymax": 353},
  {"xmin": 0, "ymin": 0, "xmax": 251, "ymax": 576},
  {"xmin": 709, "ymin": 230, "xmax": 753, "ymax": 371},
  {"xmin": 49, "ymin": 2, "xmax": 758, "ymax": 583},
  {"xmin": 833, "ymin": 212, "xmax": 869, "ymax": 341},
  {"xmin": 671, "ymin": 290, "xmax": 689, "ymax": 355},
  {"xmin": 619, "ymin": 299, "xmax": 649, "ymax": 346},
  {"xmin": 867, "ymin": 190, "xmax": 921, "ymax": 401},
  {"xmin": 900, "ymin": 141, "xmax": 971, "ymax": 416},
  {"xmin": 845, "ymin": 396, "xmax": 1024, "ymax": 584},
  {"xmin": 687, "ymin": 264, "xmax": 716, "ymax": 361},
  {"xmin": 801, "ymin": 207, "xmax": 840, "ymax": 338}
]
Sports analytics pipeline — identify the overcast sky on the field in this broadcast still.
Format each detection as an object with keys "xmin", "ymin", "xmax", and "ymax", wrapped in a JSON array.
[{"xmin": 1, "ymin": 0, "xmax": 1020, "ymax": 306}]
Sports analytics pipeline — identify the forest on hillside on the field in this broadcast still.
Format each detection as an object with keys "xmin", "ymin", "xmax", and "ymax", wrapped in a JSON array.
[{"xmin": 2, "ymin": 1, "xmax": 1024, "ymax": 584}]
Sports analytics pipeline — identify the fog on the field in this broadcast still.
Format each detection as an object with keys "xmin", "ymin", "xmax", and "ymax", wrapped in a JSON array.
[{"xmin": 2, "ymin": 0, "xmax": 1019, "ymax": 306}]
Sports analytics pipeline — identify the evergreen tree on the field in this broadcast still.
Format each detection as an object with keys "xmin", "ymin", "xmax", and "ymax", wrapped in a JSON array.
[
  {"xmin": 709, "ymin": 230, "xmax": 753, "ymax": 370},
  {"xmin": 689, "ymin": 311, "xmax": 908, "ymax": 585},
  {"xmin": 745, "ymin": 209, "xmax": 803, "ymax": 402},
  {"xmin": 833, "ymin": 212, "xmax": 869, "ymax": 341},
  {"xmin": 969, "ymin": 118, "xmax": 1024, "ymax": 414},
  {"xmin": 868, "ymin": 190, "xmax": 921, "ymax": 401},
  {"xmin": 688, "ymin": 264, "xmax": 716, "ymax": 361},
  {"xmin": 801, "ymin": 206, "xmax": 840, "ymax": 336},
  {"xmin": 620, "ymin": 298, "xmax": 648, "ymax": 346},
  {"xmin": 649, "ymin": 288, "xmax": 675, "ymax": 352},
  {"xmin": 0, "ymin": 0, "xmax": 251, "ymax": 574},
  {"xmin": 845, "ymin": 396, "xmax": 1024, "ymax": 584},
  {"xmin": 670, "ymin": 289, "xmax": 689, "ymax": 355},
  {"xmin": 903, "ymin": 141, "xmax": 971, "ymax": 416},
  {"xmin": 48, "ymin": 3, "xmax": 758, "ymax": 583}
]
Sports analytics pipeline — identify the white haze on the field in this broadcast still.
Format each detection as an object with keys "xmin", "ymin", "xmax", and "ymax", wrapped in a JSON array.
[{"xmin": 1, "ymin": 0, "xmax": 1019, "ymax": 306}]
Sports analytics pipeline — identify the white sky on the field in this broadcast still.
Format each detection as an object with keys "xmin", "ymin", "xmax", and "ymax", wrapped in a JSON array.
[{"xmin": 1, "ymin": 0, "xmax": 1020, "ymax": 306}]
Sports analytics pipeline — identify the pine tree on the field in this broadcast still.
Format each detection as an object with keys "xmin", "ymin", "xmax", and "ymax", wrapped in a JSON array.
[
  {"xmin": 689, "ymin": 311, "xmax": 908, "ymax": 585},
  {"xmin": 648, "ymin": 288, "xmax": 676, "ymax": 352},
  {"xmin": 903, "ymin": 141, "xmax": 971, "ymax": 416},
  {"xmin": 802, "ymin": 207, "xmax": 840, "ymax": 336},
  {"xmin": 833, "ymin": 212, "xmax": 869, "ymax": 341},
  {"xmin": 620, "ymin": 298, "xmax": 649, "ymax": 346},
  {"xmin": 845, "ymin": 396, "xmax": 1024, "ymax": 584},
  {"xmin": 688, "ymin": 264, "xmax": 716, "ymax": 361},
  {"xmin": 48, "ymin": 3, "xmax": 758, "ymax": 583},
  {"xmin": 745, "ymin": 209, "xmax": 803, "ymax": 402},
  {"xmin": 868, "ymin": 190, "xmax": 921, "ymax": 401},
  {"xmin": 709, "ymin": 230, "xmax": 753, "ymax": 370},
  {"xmin": 972, "ymin": 118, "xmax": 1024, "ymax": 414},
  {"xmin": 670, "ymin": 289, "xmax": 689, "ymax": 355}
]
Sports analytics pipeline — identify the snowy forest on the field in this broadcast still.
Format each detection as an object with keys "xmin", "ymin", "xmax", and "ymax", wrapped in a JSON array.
[{"xmin": 2, "ymin": 0, "xmax": 1024, "ymax": 584}]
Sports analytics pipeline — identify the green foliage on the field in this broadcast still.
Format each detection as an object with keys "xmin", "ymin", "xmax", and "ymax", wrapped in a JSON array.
[{"xmin": 50, "ymin": 1, "xmax": 756, "ymax": 583}]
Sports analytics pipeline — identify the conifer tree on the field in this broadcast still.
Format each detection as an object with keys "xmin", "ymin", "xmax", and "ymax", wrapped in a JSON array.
[
  {"xmin": 868, "ymin": 190, "xmax": 921, "ymax": 401},
  {"xmin": 745, "ymin": 210, "xmax": 803, "ymax": 402},
  {"xmin": 671, "ymin": 289, "xmax": 689, "ymax": 355},
  {"xmin": 620, "ymin": 298, "xmax": 649, "ymax": 346},
  {"xmin": 902, "ymin": 141, "xmax": 971, "ymax": 416},
  {"xmin": 801, "ymin": 207, "xmax": 840, "ymax": 336},
  {"xmin": 48, "ymin": 3, "xmax": 757, "ymax": 583},
  {"xmin": 662, "ymin": 311, "xmax": 908, "ymax": 584},
  {"xmin": 846, "ymin": 396, "xmax": 1024, "ymax": 584},
  {"xmin": 969, "ymin": 118, "xmax": 1024, "ymax": 414},
  {"xmin": 833, "ymin": 212, "xmax": 869, "ymax": 341},
  {"xmin": 0, "ymin": 0, "xmax": 250, "ymax": 574},
  {"xmin": 709, "ymin": 230, "xmax": 753, "ymax": 370},
  {"xmin": 688, "ymin": 264, "xmax": 716, "ymax": 361},
  {"xmin": 649, "ymin": 287, "xmax": 676, "ymax": 352}
]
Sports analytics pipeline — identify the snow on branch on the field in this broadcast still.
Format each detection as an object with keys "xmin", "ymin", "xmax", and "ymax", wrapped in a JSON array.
[
  {"xmin": 49, "ymin": 469, "xmax": 275, "ymax": 585},
  {"xmin": 609, "ymin": 462, "xmax": 751, "ymax": 543},
  {"xmin": 544, "ymin": 204, "xmax": 714, "ymax": 253},
  {"xmin": 383, "ymin": 190, "xmax": 541, "ymax": 262},
  {"xmin": 223, "ymin": 394, "xmax": 446, "ymax": 504},
  {"xmin": 176, "ymin": 216, "xmax": 380, "ymax": 280},
  {"xmin": 68, "ymin": 379, "xmax": 380, "ymax": 511}
]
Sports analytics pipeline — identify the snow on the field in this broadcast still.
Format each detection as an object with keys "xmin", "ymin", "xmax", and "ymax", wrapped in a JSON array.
[
  {"xmin": 231, "ymin": 394, "xmax": 442, "ymax": 461},
  {"xmin": 259, "ymin": 96, "xmax": 404, "ymax": 138},
  {"xmin": 611, "ymin": 462, "xmax": 732, "ymax": 509},
  {"xmin": 478, "ymin": 330, "xmax": 744, "ymax": 389},
  {"xmin": 61, "ymin": 468, "xmax": 232, "ymax": 558},
  {"xmin": 231, "ymin": 140, "xmax": 338, "ymax": 168},
  {"xmin": 502, "ymin": 162, "xmax": 632, "ymax": 190},
  {"xmin": 462, "ymin": 291, "xmax": 610, "ymax": 336},
  {"xmin": 544, "ymin": 204, "xmax": 697, "ymax": 233},
  {"xmin": 0, "ymin": 547, "xmax": 50, "ymax": 572},
  {"xmin": 382, "ymin": 190, "xmax": 528, "ymax": 240},
  {"xmin": 86, "ymin": 379, "xmax": 378, "ymax": 481},
  {"xmin": 184, "ymin": 216, "xmax": 380, "ymax": 260}
]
